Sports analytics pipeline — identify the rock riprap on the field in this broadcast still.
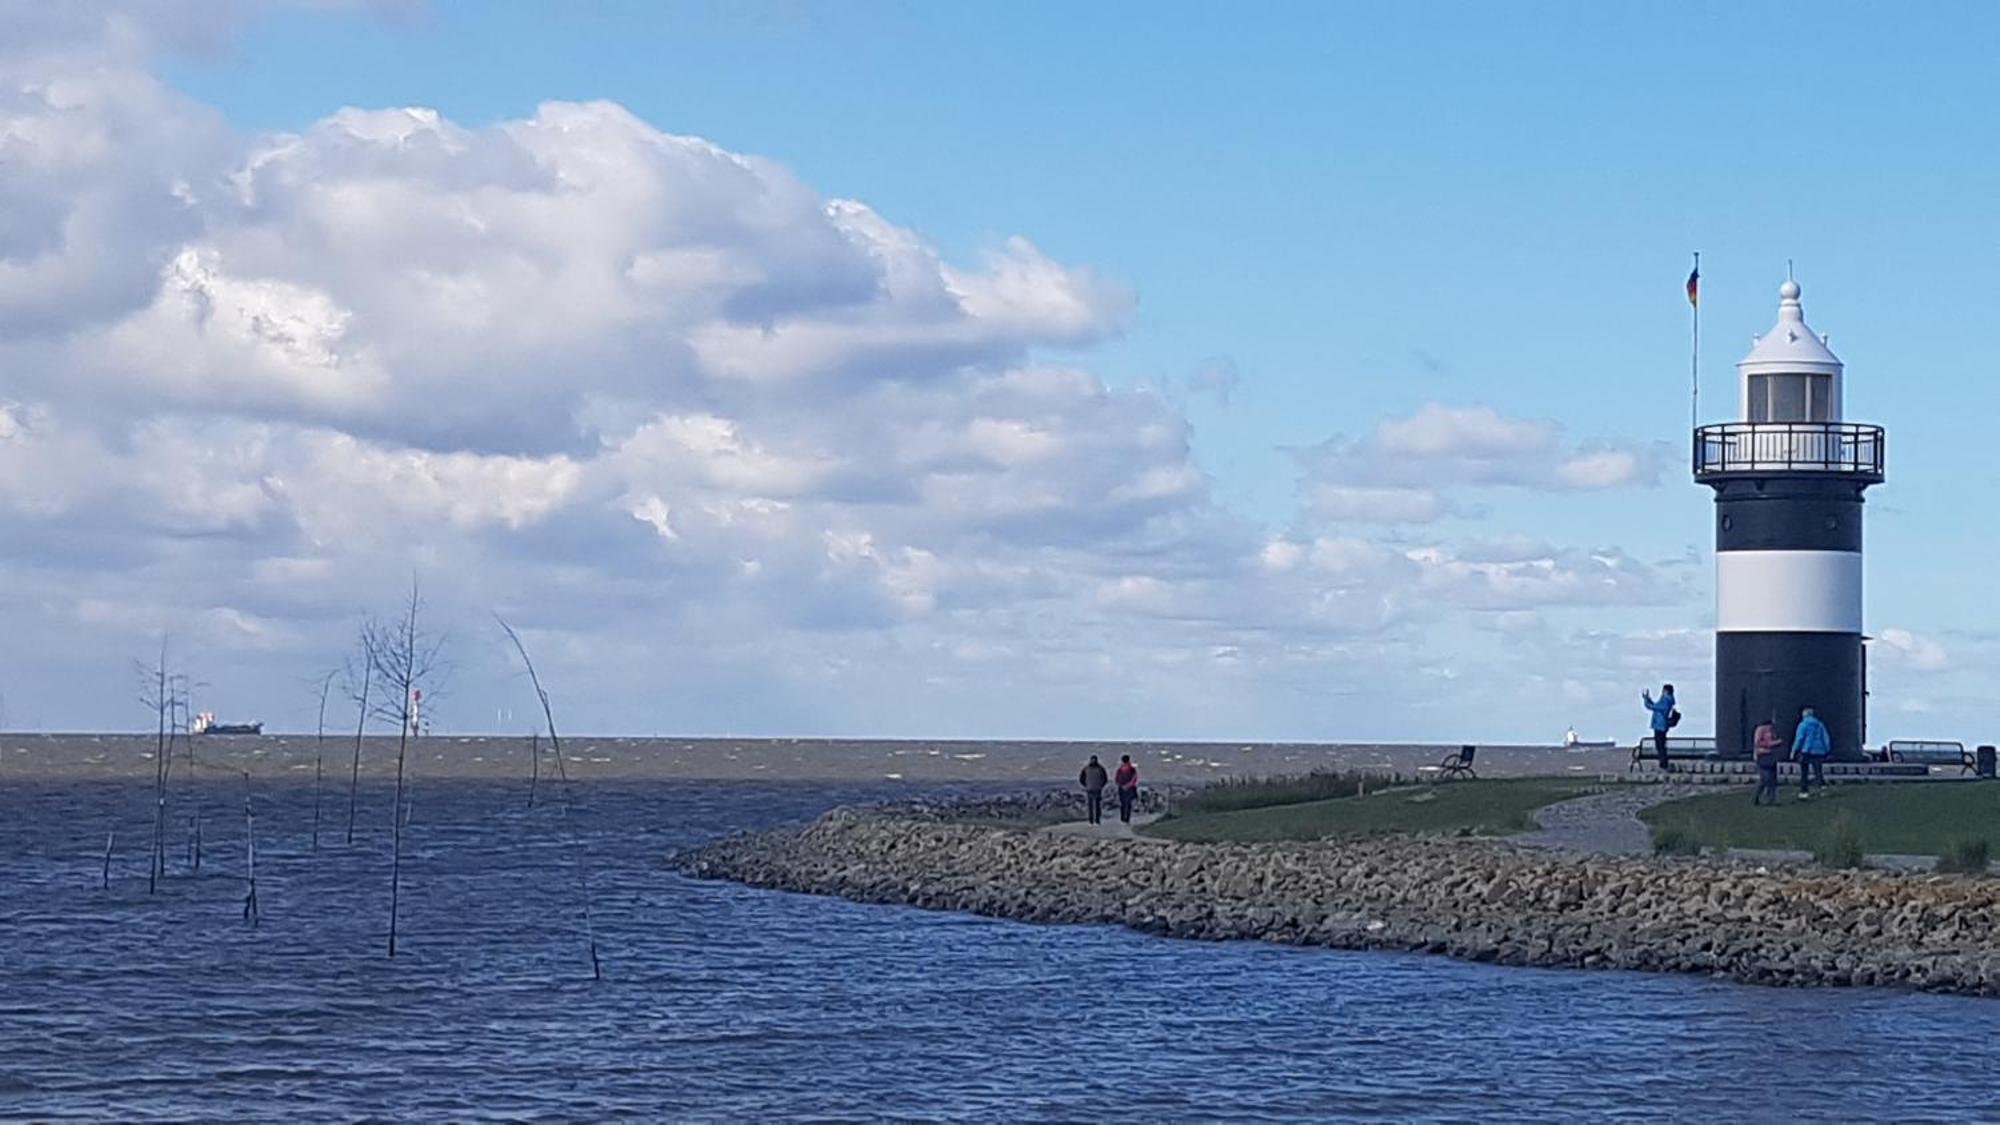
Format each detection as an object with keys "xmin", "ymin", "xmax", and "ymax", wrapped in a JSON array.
[{"xmin": 678, "ymin": 799, "xmax": 2000, "ymax": 996}]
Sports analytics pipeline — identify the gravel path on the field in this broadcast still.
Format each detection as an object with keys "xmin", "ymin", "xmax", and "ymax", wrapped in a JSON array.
[
  {"xmin": 1522, "ymin": 784, "xmax": 1705, "ymax": 855},
  {"xmin": 1040, "ymin": 812, "xmax": 1162, "ymax": 840}
]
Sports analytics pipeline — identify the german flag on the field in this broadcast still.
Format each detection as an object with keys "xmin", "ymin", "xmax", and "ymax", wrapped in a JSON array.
[{"xmin": 1686, "ymin": 262, "xmax": 1699, "ymax": 307}]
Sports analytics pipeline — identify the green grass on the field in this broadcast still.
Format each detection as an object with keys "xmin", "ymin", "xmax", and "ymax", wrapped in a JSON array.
[
  {"xmin": 1812, "ymin": 811, "xmax": 1866, "ymax": 869},
  {"xmin": 1937, "ymin": 837, "xmax": 1993, "ymax": 875},
  {"xmin": 1652, "ymin": 822, "xmax": 1704, "ymax": 856},
  {"xmin": 1173, "ymin": 769, "xmax": 1402, "ymax": 816},
  {"xmin": 1143, "ymin": 778, "xmax": 1600, "ymax": 844},
  {"xmin": 1640, "ymin": 783, "xmax": 2000, "ymax": 860}
]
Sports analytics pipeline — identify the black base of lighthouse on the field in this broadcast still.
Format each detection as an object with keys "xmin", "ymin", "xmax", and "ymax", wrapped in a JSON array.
[{"xmin": 1715, "ymin": 631, "xmax": 1865, "ymax": 761}]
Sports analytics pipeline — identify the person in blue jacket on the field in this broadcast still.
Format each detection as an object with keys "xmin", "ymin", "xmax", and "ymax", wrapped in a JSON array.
[
  {"xmin": 1793, "ymin": 706, "xmax": 1831, "ymax": 798},
  {"xmin": 1642, "ymin": 683, "xmax": 1677, "ymax": 771}
]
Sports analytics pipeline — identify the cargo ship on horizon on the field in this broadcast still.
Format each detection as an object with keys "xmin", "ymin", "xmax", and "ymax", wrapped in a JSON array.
[{"xmin": 191, "ymin": 711, "xmax": 263, "ymax": 736}]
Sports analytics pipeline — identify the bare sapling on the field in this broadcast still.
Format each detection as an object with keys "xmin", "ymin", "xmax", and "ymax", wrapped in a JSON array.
[
  {"xmin": 166, "ymin": 673, "xmax": 199, "ymax": 873},
  {"xmin": 528, "ymin": 730, "xmax": 540, "ymax": 809},
  {"xmin": 497, "ymin": 615, "xmax": 603, "ymax": 981},
  {"xmin": 364, "ymin": 579, "xmax": 445, "ymax": 959},
  {"xmin": 136, "ymin": 641, "xmax": 172, "ymax": 894},
  {"xmin": 344, "ymin": 643, "xmax": 371, "ymax": 846},
  {"xmin": 313, "ymin": 669, "xmax": 335, "ymax": 852},
  {"xmin": 312, "ymin": 754, "xmax": 325, "ymax": 852},
  {"xmin": 170, "ymin": 673, "xmax": 193, "ymax": 772}
]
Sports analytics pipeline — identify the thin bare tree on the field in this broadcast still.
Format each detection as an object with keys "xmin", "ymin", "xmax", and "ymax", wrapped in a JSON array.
[
  {"xmin": 312, "ymin": 669, "xmax": 336, "ymax": 852},
  {"xmin": 135, "ymin": 640, "xmax": 173, "ymax": 894},
  {"xmin": 497, "ymin": 615, "xmax": 602, "ymax": 980},
  {"xmin": 170, "ymin": 672, "xmax": 202, "ymax": 772},
  {"xmin": 363, "ymin": 580, "xmax": 445, "ymax": 958},
  {"xmin": 167, "ymin": 671, "xmax": 203, "ymax": 873},
  {"xmin": 344, "ymin": 641, "xmax": 372, "ymax": 846}
]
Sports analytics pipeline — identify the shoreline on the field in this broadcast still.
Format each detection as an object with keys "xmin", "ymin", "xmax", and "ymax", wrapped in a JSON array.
[
  {"xmin": 0, "ymin": 733, "xmax": 1626, "ymax": 783},
  {"xmin": 677, "ymin": 794, "xmax": 2000, "ymax": 997}
]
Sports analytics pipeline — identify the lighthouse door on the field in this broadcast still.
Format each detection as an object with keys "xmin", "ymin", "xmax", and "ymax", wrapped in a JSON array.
[{"xmin": 1729, "ymin": 668, "xmax": 1790, "ymax": 759}]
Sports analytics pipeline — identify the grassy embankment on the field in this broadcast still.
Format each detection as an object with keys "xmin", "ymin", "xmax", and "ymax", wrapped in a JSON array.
[
  {"xmin": 1640, "ymin": 783, "xmax": 2000, "ymax": 864},
  {"xmin": 1144, "ymin": 775, "xmax": 1601, "ymax": 844}
]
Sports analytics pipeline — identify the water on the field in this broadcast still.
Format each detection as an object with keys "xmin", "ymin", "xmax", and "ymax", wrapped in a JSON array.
[{"xmin": 2, "ymin": 776, "xmax": 1997, "ymax": 1121}]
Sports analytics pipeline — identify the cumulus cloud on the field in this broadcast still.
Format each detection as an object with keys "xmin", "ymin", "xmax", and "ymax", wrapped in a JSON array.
[
  {"xmin": 0, "ymin": 5, "xmax": 1706, "ymax": 738},
  {"xmin": 1296, "ymin": 403, "xmax": 1665, "ymax": 525}
]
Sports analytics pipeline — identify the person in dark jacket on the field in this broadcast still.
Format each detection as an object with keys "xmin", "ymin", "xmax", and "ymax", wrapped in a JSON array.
[
  {"xmin": 1642, "ymin": 684, "xmax": 1677, "ymax": 771},
  {"xmin": 1113, "ymin": 755, "xmax": 1139, "ymax": 824},
  {"xmin": 1752, "ymin": 716, "xmax": 1782, "ymax": 806},
  {"xmin": 1079, "ymin": 755, "xmax": 1109, "ymax": 824}
]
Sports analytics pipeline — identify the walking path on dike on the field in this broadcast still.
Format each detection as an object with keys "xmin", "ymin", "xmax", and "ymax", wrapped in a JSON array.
[
  {"xmin": 1520, "ymin": 784, "xmax": 1702, "ymax": 855},
  {"xmin": 1040, "ymin": 812, "xmax": 1163, "ymax": 840},
  {"xmin": 1036, "ymin": 787, "xmax": 1698, "ymax": 854}
]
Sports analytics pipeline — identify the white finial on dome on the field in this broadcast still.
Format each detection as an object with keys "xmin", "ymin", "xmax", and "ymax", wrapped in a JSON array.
[{"xmin": 1739, "ymin": 275, "xmax": 1840, "ymax": 378}]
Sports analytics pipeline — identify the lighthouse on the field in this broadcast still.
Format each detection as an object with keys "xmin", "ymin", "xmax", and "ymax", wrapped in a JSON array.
[{"xmin": 1694, "ymin": 280, "xmax": 1884, "ymax": 760}]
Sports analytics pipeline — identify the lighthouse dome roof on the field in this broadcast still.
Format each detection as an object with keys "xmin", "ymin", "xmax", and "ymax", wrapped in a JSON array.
[{"xmin": 1738, "ymin": 279, "xmax": 1842, "ymax": 377}]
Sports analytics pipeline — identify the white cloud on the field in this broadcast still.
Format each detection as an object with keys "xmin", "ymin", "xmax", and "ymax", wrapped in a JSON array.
[
  {"xmin": 1876, "ymin": 627, "xmax": 1947, "ymax": 672},
  {"xmin": 0, "ymin": 7, "xmax": 1709, "ymax": 739},
  {"xmin": 1296, "ymin": 402, "xmax": 1664, "ymax": 525},
  {"xmin": 1306, "ymin": 483, "xmax": 1448, "ymax": 524}
]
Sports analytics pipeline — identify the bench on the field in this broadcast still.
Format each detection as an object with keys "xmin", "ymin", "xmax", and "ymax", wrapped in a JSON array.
[
  {"xmin": 1630, "ymin": 736, "xmax": 1718, "ymax": 768},
  {"xmin": 1417, "ymin": 745, "xmax": 1477, "ymax": 781},
  {"xmin": 1875, "ymin": 739, "xmax": 1972, "ymax": 772}
]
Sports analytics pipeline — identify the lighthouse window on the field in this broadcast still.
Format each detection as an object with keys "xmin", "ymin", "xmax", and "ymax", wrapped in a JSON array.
[{"xmin": 1748, "ymin": 374, "xmax": 1832, "ymax": 422}]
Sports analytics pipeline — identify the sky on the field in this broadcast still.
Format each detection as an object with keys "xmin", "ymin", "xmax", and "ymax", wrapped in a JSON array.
[{"xmin": 0, "ymin": 0, "xmax": 1991, "ymax": 741}]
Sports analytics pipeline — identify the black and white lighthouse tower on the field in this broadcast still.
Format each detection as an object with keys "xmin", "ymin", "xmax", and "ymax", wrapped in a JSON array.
[{"xmin": 1695, "ymin": 280, "xmax": 1884, "ymax": 760}]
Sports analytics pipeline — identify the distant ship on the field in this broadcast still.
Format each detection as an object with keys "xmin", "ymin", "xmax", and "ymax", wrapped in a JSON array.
[
  {"xmin": 1563, "ymin": 727, "xmax": 1616, "ymax": 751},
  {"xmin": 191, "ymin": 711, "xmax": 263, "ymax": 736}
]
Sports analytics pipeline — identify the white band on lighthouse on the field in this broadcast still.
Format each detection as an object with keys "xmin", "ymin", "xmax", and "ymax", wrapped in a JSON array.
[{"xmin": 1715, "ymin": 550, "xmax": 1863, "ymax": 633}]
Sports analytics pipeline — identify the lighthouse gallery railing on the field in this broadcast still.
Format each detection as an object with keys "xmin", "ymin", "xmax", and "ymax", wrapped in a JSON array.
[{"xmin": 1693, "ymin": 422, "xmax": 1884, "ymax": 481}]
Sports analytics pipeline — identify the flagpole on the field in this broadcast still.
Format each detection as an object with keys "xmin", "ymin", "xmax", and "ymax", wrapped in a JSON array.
[{"xmin": 1690, "ymin": 251, "xmax": 1701, "ymax": 431}]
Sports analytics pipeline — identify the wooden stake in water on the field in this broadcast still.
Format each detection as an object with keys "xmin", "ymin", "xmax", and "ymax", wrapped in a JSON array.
[
  {"xmin": 101, "ymin": 831, "xmax": 114, "ymax": 890},
  {"xmin": 241, "ymin": 773, "xmax": 259, "ymax": 928}
]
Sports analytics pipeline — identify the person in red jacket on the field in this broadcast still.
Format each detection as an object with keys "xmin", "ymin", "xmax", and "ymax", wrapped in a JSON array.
[
  {"xmin": 1113, "ymin": 754, "xmax": 1139, "ymax": 824},
  {"xmin": 1752, "ymin": 716, "xmax": 1783, "ymax": 806}
]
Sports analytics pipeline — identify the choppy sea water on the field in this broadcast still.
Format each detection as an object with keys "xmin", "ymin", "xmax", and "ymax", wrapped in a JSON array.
[{"xmin": 3, "ymin": 773, "xmax": 1998, "ymax": 1121}]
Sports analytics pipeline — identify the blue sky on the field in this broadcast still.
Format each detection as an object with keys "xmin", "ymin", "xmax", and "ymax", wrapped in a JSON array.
[
  {"xmin": 1, "ymin": 1, "xmax": 1992, "ymax": 740},
  {"xmin": 167, "ymin": 1, "xmax": 2000, "ymax": 520}
]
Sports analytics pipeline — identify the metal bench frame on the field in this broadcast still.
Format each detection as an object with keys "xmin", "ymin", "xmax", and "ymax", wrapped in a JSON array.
[
  {"xmin": 1629, "ymin": 736, "xmax": 1719, "ymax": 768},
  {"xmin": 1436, "ymin": 745, "xmax": 1477, "ymax": 780},
  {"xmin": 1879, "ymin": 740, "xmax": 1973, "ymax": 772}
]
